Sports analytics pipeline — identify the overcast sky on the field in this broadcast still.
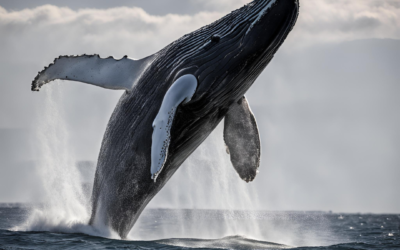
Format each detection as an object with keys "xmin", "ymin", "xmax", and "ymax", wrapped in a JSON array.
[{"xmin": 0, "ymin": 0, "xmax": 399, "ymax": 214}]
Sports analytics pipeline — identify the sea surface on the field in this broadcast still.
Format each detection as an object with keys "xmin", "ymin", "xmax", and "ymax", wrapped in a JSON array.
[{"xmin": 0, "ymin": 205, "xmax": 399, "ymax": 250}]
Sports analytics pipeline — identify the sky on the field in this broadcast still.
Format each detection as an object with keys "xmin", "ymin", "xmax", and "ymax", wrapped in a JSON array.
[{"xmin": 0, "ymin": 0, "xmax": 399, "ymax": 213}]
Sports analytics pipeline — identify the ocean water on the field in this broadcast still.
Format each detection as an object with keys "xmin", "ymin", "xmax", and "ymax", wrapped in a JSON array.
[{"xmin": 0, "ymin": 205, "xmax": 399, "ymax": 250}]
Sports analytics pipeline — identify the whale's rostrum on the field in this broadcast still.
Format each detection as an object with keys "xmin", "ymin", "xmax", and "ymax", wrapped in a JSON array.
[{"xmin": 31, "ymin": 0, "xmax": 299, "ymax": 239}]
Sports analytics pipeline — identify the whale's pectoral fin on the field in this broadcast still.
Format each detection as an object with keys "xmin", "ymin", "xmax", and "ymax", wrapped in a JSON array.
[
  {"xmin": 224, "ymin": 96, "xmax": 261, "ymax": 183},
  {"xmin": 151, "ymin": 75, "xmax": 198, "ymax": 182},
  {"xmin": 31, "ymin": 54, "xmax": 155, "ymax": 91}
]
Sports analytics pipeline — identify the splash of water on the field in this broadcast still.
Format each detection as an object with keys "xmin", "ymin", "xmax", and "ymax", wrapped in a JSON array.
[
  {"xmin": 10, "ymin": 83, "xmax": 333, "ymax": 247},
  {"xmin": 13, "ymin": 84, "xmax": 117, "ymax": 238}
]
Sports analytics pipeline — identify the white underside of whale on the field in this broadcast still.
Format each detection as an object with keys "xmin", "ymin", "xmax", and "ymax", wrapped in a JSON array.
[{"xmin": 150, "ymin": 74, "xmax": 198, "ymax": 181}]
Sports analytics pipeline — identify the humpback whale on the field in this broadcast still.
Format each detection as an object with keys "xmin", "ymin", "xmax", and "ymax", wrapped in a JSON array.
[{"xmin": 31, "ymin": 0, "xmax": 299, "ymax": 239}]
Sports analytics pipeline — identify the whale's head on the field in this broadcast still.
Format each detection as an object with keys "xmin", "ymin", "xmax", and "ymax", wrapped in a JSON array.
[{"xmin": 161, "ymin": 0, "xmax": 299, "ymax": 104}]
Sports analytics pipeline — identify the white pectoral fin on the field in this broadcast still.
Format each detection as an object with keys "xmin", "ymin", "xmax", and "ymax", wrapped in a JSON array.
[
  {"xmin": 150, "ymin": 74, "xmax": 198, "ymax": 182},
  {"xmin": 32, "ymin": 54, "xmax": 155, "ymax": 91},
  {"xmin": 224, "ymin": 96, "xmax": 261, "ymax": 183}
]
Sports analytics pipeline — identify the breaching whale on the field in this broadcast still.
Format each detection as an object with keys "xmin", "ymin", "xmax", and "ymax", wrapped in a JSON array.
[{"xmin": 31, "ymin": 0, "xmax": 299, "ymax": 239}]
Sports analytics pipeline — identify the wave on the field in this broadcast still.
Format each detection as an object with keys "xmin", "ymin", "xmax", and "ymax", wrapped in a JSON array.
[
  {"xmin": 156, "ymin": 235, "xmax": 293, "ymax": 249},
  {"xmin": 0, "ymin": 228, "xmax": 378, "ymax": 250},
  {"xmin": 10, "ymin": 208, "xmax": 119, "ymax": 240},
  {"xmin": 2, "ymin": 230, "xmax": 294, "ymax": 250}
]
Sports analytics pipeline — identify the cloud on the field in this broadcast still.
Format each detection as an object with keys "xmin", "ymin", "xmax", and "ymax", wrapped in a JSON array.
[
  {"xmin": 0, "ymin": 0, "xmax": 399, "ymax": 62},
  {"xmin": 287, "ymin": 0, "xmax": 400, "ymax": 48},
  {"xmin": 0, "ymin": 5, "xmax": 224, "ymax": 60},
  {"xmin": 195, "ymin": 0, "xmax": 249, "ymax": 11},
  {"xmin": 188, "ymin": 0, "xmax": 400, "ymax": 48}
]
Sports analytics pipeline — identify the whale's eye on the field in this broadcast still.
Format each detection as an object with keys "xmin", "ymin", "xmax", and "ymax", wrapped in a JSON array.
[{"xmin": 211, "ymin": 34, "xmax": 221, "ymax": 43}]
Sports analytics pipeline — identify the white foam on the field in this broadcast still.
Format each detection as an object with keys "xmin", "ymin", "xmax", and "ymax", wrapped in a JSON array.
[{"xmin": 12, "ymin": 84, "xmax": 118, "ymax": 239}]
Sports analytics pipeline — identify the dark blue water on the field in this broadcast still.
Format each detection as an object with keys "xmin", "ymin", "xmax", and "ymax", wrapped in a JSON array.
[{"xmin": 0, "ymin": 205, "xmax": 399, "ymax": 249}]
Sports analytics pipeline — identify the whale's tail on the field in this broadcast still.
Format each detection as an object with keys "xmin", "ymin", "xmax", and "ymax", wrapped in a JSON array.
[{"xmin": 32, "ymin": 54, "xmax": 155, "ymax": 92}]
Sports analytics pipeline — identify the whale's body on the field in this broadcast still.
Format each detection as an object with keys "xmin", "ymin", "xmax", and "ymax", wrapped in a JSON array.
[{"xmin": 32, "ymin": 0, "xmax": 299, "ymax": 238}]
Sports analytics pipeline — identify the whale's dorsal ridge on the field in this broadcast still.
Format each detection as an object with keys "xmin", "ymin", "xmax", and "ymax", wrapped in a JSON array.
[
  {"xmin": 31, "ymin": 53, "xmax": 156, "ymax": 91},
  {"xmin": 224, "ymin": 96, "xmax": 261, "ymax": 183}
]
